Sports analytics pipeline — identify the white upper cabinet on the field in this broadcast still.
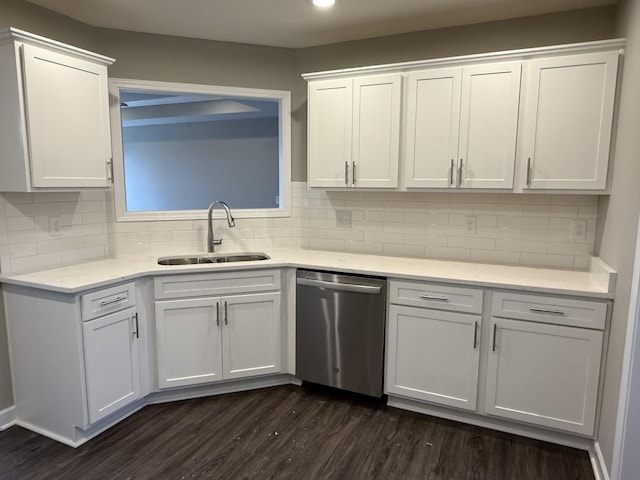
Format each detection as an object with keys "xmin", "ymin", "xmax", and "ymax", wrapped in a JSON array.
[
  {"xmin": 351, "ymin": 75, "xmax": 402, "ymax": 188},
  {"xmin": 521, "ymin": 51, "xmax": 619, "ymax": 191},
  {"xmin": 458, "ymin": 62, "xmax": 521, "ymax": 189},
  {"xmin": 305, "ymin": 39, "xmax": 622, "ymax": 194},
  {"xmin": 0, "ymin": 28, "xmax": 114, "ymax": 192},
  {"xmin": 307, "ymin": 78, "xmax": 353, "ymax": 188},
  {"xmin": 404, "ymin": 68, "xmax": 462, "ymax": 188},
  {"xmin": 307, "ymin": 74, "xmax": 402, "ymax": 188},
  {"xmin": 405, "ymin": 62, "xmax": 521, "ymax": 189}
]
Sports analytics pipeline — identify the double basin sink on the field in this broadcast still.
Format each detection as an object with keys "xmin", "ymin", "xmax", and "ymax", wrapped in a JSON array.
[{"xmin": 157, "ymin": 252, "xmax": 270, "ymax": 266}]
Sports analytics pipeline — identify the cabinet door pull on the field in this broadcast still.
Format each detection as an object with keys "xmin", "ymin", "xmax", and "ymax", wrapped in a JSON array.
[
  {"xmin": 100, "ymin": 296, "xmax": 126, "ymax": 308},
  {"xmin": 224, "ymin": 301, "xmax": 228, "ymax": 325},
  {"xmin": 526, "ymin": 157, "xmax": 532, "ymax": 186},
  {"xmin": 352, "ymin": 161, "xmax": 356, "ymax": 186},
  {"xmin": 215, "ymin": 302, "xmax": 220, "ymax": 326},
  {"xmin": 492, "ymin": 323, "xmax": 497, "ymax": 352},
  {"xmin": 450, "ymin": 159, "xmax": 455, "ymax": 186},
  {"xmin": 457, "ymin": 159, "xmax": 463, "ymax": 188},
  {"xmin": 419, "ymin": 294, "xmax": 448, "ymax": 302},
  {"xmin": 107, "ymin": 159, "xmax": 115, "ymax": 183},
  {"xmin": 473, "ymin": 321, "xmax": 478, "ymax": 349},
  {"xmin": 133, "ymin": 313, "xmax": 139, "ymax": 339},
  {"xmin": 344, "ymin": 161, "xmax": 349, "ymax": 186},
  {"xmin": 529, "ymin": 307, "xmax": 565, "ymax": 316}
]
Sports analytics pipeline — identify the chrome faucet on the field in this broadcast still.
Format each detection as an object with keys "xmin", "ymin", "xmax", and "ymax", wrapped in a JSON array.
[{"xmin": 207, "ymin": 201, "xmax": 236, "ymax": 252}]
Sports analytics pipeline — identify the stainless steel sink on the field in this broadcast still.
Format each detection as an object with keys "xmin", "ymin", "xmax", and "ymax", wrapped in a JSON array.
[{"xmin": 157, "ymin": 253, "xmax": 270, "ymax": 266}]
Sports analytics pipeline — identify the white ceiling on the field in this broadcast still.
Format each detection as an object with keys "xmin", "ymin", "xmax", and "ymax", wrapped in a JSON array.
[{"xmin": 25, "ymin": 0, "xmax": 616, "ymax": 49}]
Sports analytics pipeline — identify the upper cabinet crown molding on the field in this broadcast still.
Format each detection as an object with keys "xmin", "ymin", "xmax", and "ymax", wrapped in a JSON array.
[
  {"xmin": 0, "ymin": 27, "xmax": 114, "ymax": 65},
  {"xmin": 301, "ymin": 39, "xmax": 625, "ymax": 81},
  {"xmin": 0, "ymin": 27, "xmax": 115, "ymax": 192},
  {"xmin": 304, "ymin": 39, "xmax": 625, "ymax": 193}
]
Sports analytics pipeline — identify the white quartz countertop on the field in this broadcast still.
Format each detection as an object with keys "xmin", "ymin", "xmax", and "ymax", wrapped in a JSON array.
[{"xmin": 0, "ymin": 248, "xmax": 616, "ymax": 298}]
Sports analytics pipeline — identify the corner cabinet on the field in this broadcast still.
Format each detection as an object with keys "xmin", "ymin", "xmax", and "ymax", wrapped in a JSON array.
[
  {"xmin": 4, "ymin": 281, "xmax": 145, "ymax": 447},
  {"xmin": 307, "ymin": 74, "xmax": 402, "ymax": 188},
  {"xmin": 154, "ymin": 270, "xmax": 282, "ymax": 389},
  {"xmin": 405, "ymin": 62, "xmax": 521, "ymax": 189},
  {"xmin": 0, "ymin": 27, "xmax": 114, "ymax": 192},
  {"xmin": 521, "ymin": 51, "xmax": 619, "ymax": 191}
]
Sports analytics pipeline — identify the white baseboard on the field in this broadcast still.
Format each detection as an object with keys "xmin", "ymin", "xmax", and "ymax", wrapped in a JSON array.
[
  {"xmin": 0, "ymin": 405, "xmax": 16, "ymax": 431},
  {"xmin": 591, "ymin": 442, "xmax": 610, "ymax": 480}
]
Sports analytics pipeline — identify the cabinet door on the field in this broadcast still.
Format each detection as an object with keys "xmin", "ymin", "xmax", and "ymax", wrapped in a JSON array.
[
  {"xmin": 221, "ymin": 292, "xmax": 281, "ymax": 380},
  {"xmin": 386, "ymin": 305, "xmax": 480, "ymax": 411},
  {"xmin": 307, "ymin": 78, "xmax": 353, "ymax": 187},
  {"xmin": 155, "ymin": 298, "xmax": 223, "ymax": 389},
  {"xmin": 21, "ymin": 44, "xmax": 111, "ymax": 188},
  {"xmin": 485, "ymin": 318, "xmax": 603, "ymax": 435},
  {"xmin": 352, "ymin": 74, "xmax": 402, "ymax": 188},
  {"xmin": 82, "ymin": 309, "xmax": 140, "ymax": 424},
  {"xmin": 522, "ymin": 52, "xmax": 619, "ymax": 190},
  {"xmin": 405, "ymin": 68, "xmax": 461, "ymax": 188},
  {"xmin": 458, "ymin": 62, "xmax": 521, "ymax": 189}
]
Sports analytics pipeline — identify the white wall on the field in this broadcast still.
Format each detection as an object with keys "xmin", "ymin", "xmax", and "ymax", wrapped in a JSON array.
[{"xmin": 596, "ymin": 0, "xmax": 640, "ymax": 474}]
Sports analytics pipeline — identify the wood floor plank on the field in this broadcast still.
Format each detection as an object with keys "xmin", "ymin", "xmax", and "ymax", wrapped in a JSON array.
[{"xmin": 0, "ymin": 384, "xmax": 595, "ymax": 480}]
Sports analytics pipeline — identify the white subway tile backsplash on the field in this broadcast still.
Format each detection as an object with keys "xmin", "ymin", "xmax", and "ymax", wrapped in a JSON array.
[
  {"xmin": 383, "ymin": 243, "xmax": 425, "ymax": 258},
  {"xmin": 0, "ymin": 182, "xmax": 599, "ymax": 273},
  {"xmin": 448, "ymin": 236, "xmax": 495, "ymax": 250}
]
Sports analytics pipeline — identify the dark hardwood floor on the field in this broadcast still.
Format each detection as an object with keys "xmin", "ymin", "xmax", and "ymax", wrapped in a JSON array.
[{"xmin": 0, "ymin": 384, "xmax": 594, "ymax": 480}]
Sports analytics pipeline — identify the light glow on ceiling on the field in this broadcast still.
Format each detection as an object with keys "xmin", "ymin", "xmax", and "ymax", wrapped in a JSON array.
[{"xmin": 312, "ymin": 0, "xmax": 335, "ymax": 8}]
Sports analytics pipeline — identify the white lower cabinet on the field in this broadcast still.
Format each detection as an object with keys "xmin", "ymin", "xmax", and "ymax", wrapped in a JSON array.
[
  {"xmin": 386, "ymin": 304, "xmax": 480, "ymax": 410},
  {"xmin": 3, "ymin": 281, "xmax": 144, "ymax": 447},
  {"xmin": 154, "ymin": 270, "xmax": 282, "ymax": 389},
  {"xmin": 386, "ymin": 279, "xmax": 609, "ymax": 438},
  {"xmin": 82, "ymin": 308, "xmax": 141, "ymax": 424},
  {"xmin": 386, "ymin": 280, "xmax": 483, "ymax": 411}
]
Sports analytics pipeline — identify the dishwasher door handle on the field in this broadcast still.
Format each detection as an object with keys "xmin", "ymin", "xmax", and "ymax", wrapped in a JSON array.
[{"xmin": 297, "ymin": 277, "xmax": 382, "ymax": 294}]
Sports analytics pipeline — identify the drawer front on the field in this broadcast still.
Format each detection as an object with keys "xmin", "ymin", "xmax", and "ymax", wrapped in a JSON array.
[
  {"xmin": 491, "ymin": 292, "xmax": 607, "ymax": 330},
  {"xmin": 155, "ymin": 269, "xmax": 281, "ymax": 300},
  {"xmin": 389, "ymin": 280, "xmax": 483, "ymax": 314},
  {"xmin": 81, "ymin": 282, "xmax": 136, "ymax": 321}
]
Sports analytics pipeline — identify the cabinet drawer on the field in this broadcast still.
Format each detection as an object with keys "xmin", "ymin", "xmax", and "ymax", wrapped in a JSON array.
[
  {"xmin": 389, "ymin": 280, "xmax": 483, "ymax": 314},
  {"xmin": 155, "ymin": 269, "xmax": 281, "ymax": 300},
  {"xmin": 81, "ymin": 282, "xmax": 136, "ymax": 321},
  {"xmin": 491, "ymin": 292, "xmax": 607, "ymax": 330}
]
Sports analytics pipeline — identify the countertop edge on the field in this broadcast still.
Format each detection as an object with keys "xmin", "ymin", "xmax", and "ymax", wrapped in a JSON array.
[{"xmin": 0, "ymin": 249, "xmax": 617, "ymax": 299}]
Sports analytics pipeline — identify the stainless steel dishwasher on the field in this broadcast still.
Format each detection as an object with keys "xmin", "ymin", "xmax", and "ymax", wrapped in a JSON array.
[{"xmin": 296, "ymin": 269, "xmax": 386, "ymax": 397}]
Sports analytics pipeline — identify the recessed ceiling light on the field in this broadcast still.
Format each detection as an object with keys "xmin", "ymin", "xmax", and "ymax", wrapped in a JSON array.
[{"xmin": 312, "ymin": 0, "xmax": 335, "ymax": 8}]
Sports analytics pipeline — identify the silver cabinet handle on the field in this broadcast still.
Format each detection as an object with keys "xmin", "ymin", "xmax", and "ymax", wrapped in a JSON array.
[
  {"xmin": 492, "ymin": 323, "xmax": 497, "ymax": 352},
  {"xmin": 100, "ymin": 296, "xmax": 127, "ymax": 307},
  {"xmin": 297, "ymin": 277, "xmax": 381, "ymax": 294},
  {"xmin": 132, "ymin": 313, "xmax": 139, "ymax": 339},
  {"xmin": 215, "ymin": 302, "xmax": 220, "ymax": 326},
  {"xmin": 529, "ymin": 307, "xmax": 565, "ymax": 316},
  {"xmin": 224, "ymin": 301, "xmax": 228, "ymax": 325},
  {"xmin": 450, "ymin": 159, "xmax": 454, "ymax": 186},
  {"xmin": 344, "ymin": 161, "xmax": 348, "ymax": 186},
  {"xmin": 457, "ymin": 159, "xmax": 463, "ymax": 188},
  {"xmin": 107, "ymin": 159, "xmax": 115, "ymax": 183},
  {"xmin": 473, "ymin": 321, "xmax": 478, "ymax": 349},
  {"xmin": 352, "ymin": 161, "xmax": 356, "ymax": 186},
  {"xmin": 526, "ymin": 157, "xmax": 532, "ymax": 186},
  {"xmin": 419, "ymin": 294, "xmax": 448, "ymax": 302}
]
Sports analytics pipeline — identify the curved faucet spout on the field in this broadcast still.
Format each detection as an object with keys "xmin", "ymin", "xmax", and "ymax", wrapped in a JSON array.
[{"xmin": 207, "ymin": 201, "xmax": 236, "ymax": 252}]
